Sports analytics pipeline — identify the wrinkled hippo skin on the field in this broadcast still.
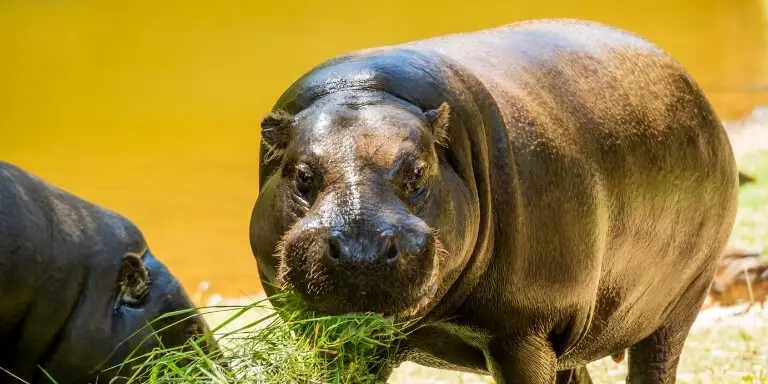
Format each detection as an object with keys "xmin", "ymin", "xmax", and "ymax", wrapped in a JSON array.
[
  {"xmin": 250, "ymin": 19, "xmax": 739, "ymax": 383},
  {"xmin": 0, "ymin": 161, "xmax": 217, "ymax": 383}
]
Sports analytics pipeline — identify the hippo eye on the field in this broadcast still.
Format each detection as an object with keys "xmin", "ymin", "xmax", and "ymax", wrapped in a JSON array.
[
  {"xmin": 403, "ymin": 163, "xmax": 427, "ymax": 197},
  {"xmin": 294, "ymin": 163, "xmax": 314, "ymax": 197}
]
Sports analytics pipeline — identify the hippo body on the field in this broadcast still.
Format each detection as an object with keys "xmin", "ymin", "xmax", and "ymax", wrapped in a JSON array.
[
  {"xmin": 250, "ymin": 19, "xmax": 739, "ymax": 383},
  {"xmin": 0, "ymin": 161, "xmax": 213, "ymax": 383}
]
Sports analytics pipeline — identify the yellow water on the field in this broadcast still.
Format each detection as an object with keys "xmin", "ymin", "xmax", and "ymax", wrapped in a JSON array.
[{"xmin": 2, "ymin": 0, "xmax": 768, "ymax": 299}]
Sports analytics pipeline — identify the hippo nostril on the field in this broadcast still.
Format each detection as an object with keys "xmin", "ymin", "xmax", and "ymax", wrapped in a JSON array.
[
  {"xmin": 377, "ymin": 233, "xmax": 400, "ymax": 264},
  {"xmin": 326, "ymin": 236, "xmax": 343, "ymax": 261},
  {"xmin": 387, "ymin": 243, "xmax": 400, "ymax": 264},
  {"xmin": 385, "ymin": 243, "xmax": 399, "ymax": 263}
]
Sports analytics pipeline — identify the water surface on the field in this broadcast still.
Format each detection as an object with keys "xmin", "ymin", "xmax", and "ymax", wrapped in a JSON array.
[{"xmin": 1, "ymin": 0, "xmax": 767, "ymax": 298}]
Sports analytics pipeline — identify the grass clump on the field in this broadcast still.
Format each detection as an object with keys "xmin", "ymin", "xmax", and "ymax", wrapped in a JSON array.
[{"xmin": 111, "ymin": 293, "xmax": 413, "ymax": 384}]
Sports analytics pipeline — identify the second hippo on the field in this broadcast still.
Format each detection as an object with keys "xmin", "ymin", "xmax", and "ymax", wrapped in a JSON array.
[{"xmin": 0, "ymin": 161, "xmax": 217, "ymax": 383}]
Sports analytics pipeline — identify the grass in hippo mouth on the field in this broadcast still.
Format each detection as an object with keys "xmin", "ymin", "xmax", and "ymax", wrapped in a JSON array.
[
  {"xmin": 352, "ymin": 280, "xmax": 439, "ymax": 320},
  {"xmin": 100, "ymin": 292, "xmax": 420, "ymax": 383}
]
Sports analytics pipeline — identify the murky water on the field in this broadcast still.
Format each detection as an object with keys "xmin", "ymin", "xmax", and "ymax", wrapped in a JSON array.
[{"xmin": 1, "ymin": 0, "xmax": 767, "ymax": 299}]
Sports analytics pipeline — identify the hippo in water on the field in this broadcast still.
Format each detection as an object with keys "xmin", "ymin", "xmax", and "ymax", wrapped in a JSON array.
[
  {"xmin": 249, "ymin": 19, "xmax": 739, "ymax": 383},
  {"xmin": 0, "ymin": 161, "xmax": 216, "ymax": 383}
]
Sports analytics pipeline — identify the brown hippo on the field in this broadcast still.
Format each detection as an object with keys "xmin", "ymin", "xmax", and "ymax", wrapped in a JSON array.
[
  {"xmin": 0, "ymin": 161, "xmax": 216, "ymax": 383},
  {"xmin": 249, "ymin": 19, "xmax": 739, "ymax": 383}
]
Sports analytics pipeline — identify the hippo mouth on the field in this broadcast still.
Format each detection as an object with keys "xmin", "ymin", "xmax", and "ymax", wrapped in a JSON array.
[
  {"xmin": 276, "ymin": 223, "xmax": 445, "ymax": 322},
  {"xmin": 366, "ymin": 280, "xmax": 440, "ymax": 323}
]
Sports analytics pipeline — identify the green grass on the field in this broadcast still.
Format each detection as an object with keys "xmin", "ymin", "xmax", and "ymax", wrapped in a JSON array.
[
  {"xmin": 114, "ymin": 151, "xmax": 768, "ymax": 384},
  {"xmin": 107, "ymin": 293, "xmax": 413, "ymax": 384}
]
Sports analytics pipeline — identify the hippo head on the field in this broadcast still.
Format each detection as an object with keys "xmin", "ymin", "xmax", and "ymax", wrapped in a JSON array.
[
  {"xmin": 251, "ymin": 92, "xmax": 476, "ymax": 321},
  {"xmin": 41, "ymin": 249, "xmax": 217, "ymax": 383}
]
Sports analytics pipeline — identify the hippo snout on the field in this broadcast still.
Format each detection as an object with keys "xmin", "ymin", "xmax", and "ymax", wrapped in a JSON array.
[
  {"xmin": 324, "ymin": 226, "xmax": 430, "ymax": 267},
  {"xmin": 278, "ymin": 213, "xmax": 439, "ymax": 317}
]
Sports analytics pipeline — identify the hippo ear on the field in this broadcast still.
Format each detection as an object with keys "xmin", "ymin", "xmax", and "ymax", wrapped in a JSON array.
[
  {"xmin": 260, "ymin": 110, "xmax": 294, "ymax": 162},
  {"xmin": 424, "ymin": 102, "xmax": 451, "ymax": 148},
  {"xmin": 116, "ymin": 253, "xmax": 150, "ymax": 309}
]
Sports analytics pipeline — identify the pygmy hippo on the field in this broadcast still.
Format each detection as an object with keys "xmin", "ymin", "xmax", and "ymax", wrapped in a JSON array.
[
  {"xmin": 0, "ymin": 161, "xmax": 216, "ymax": 383},
  {"xmin": 249, "ymin": 19, "xmax": 739, "ymax": 383}
]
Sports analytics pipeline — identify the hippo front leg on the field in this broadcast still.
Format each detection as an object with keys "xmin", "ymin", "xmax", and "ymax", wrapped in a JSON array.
[
  {"xmin": 487, "ymin": 335, "xmax": 558, "ymax": 384},
  {"xmin": 556, "ymin": 366, "xmax": 593, "ymax": 384},
  {"xmin": 373, "ymin": 362, "xmax": 395, "ymax": 384},
  {"xmin": 371, "ymin": 347, "xmax": 408, "ymax": 383}
]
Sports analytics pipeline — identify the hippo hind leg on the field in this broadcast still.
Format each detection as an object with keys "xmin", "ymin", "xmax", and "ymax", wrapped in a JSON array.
[
  {"xmin": 626, "ymin": 270, "xmax": 713, "ymax": 384},
  {"xmin": 626, "ymin": 326, "xmax": 685, "ymax": 383}
]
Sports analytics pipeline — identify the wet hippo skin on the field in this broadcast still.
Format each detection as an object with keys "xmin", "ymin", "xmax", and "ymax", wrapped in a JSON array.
[
  {"xmin": 0, "ymin": 161, "xmax": 217, "ymax": 383},
  {"xmin": 250, "ymin": 19, "xmax": 739, "ymax": 383}
]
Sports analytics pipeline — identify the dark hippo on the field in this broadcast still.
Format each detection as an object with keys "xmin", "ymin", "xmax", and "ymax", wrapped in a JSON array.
[
  {"xmin": 249, "ymin": 19, "xmax": 739, "ymax": 383},
  {"xmin": 0, "ymin": 161, "xmax": 216, "ymax": 383}
]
